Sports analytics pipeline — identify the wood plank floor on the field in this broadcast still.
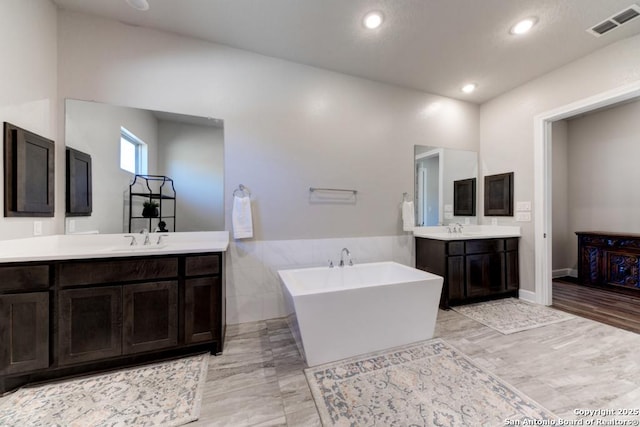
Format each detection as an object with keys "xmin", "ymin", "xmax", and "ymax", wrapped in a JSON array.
[
  {"xmin": 553, "ymin": 277, "xmax": 640, "ymax": 334},
  {"xmin": 3, "ymin": 309, "xmax": 640, "ymax": 425}
]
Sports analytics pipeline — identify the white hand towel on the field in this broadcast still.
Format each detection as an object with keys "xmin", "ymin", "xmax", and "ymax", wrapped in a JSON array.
[
  {"xmin": 232, "ymin": 195, "xmax": 253, "ymax": 239},
  {"xmin": 402, "ymin": 200, "xmax": 415, "ymax": 232}
]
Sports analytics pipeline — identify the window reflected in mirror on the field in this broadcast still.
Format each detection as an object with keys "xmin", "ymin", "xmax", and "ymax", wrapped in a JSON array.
[{"xmin": 65, "ymin": 99, "xmax": 224, "ymax": 234}]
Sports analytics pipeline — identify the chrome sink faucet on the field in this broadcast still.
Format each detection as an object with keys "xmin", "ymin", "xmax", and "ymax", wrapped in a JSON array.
[
  {"xmin": 447, "ymin": 223, "xmax": 464, "ymax": 233},
  {"xmin": 140, "ymin": 228, "xmax": 151, "ymax": 245},
  {"xmin": 339, "ymin": 247, "xmax": 353, "ymax": 267}
]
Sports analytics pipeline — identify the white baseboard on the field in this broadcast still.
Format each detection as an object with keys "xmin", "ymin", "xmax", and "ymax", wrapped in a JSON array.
[
  {"xmin": 518, "ymin": 289, "xmax": 537, "ymax": 304},
  {"xmin": 552, "ymin": 268, "xmax": 577, "ymax": 278}
]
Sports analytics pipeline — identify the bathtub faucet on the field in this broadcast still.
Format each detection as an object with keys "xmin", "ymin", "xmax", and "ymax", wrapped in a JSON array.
[{"xmin": 339, "ymin": 248, "xmax": 353, "ymax": 267}]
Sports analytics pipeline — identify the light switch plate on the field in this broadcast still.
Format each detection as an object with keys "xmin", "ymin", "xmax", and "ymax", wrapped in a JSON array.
[
  {"xmin": 491, "ymin": 218, "xmax": 498, "ymax": 226},
  {"xmin": 464, "ymin": 217, "xmax": 470, "ymax": 225},
  {"xmin": 516, "ymin": 201, "xmax": 532, "ymax": 211},
  {"xmin": 33, "ymin": 221, "xmax": 42, "ymax": 236},
  {"xmin": 68, "ymin": 219, "xmax": 76, "ymax": 233},
  {"xmin": 516, "ymin": 212, "xmax": 532, "ymax": 222}
]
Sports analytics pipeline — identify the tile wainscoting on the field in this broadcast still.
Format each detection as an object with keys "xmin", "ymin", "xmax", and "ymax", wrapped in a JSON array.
[{"xmin": 225, "ymin": 235, "xmax": 414, "ymax": 323}]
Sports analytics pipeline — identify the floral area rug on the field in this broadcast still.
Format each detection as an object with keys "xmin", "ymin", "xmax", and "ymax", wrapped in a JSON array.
[
  {"xmin": 0, "ymin": 354, "xmax": 209, "ymax": 427},
  {"xmin": 305, "ymin": 339, "xmax": 554, "ymax": 426},
  {"xmin": 452, "ymin": 297, "xmax": 575, "ymax": 334}
]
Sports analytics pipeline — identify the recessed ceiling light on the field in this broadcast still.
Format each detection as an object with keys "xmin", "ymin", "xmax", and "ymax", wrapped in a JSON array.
[
  {"xmin": 510, "ymin": 17, "xmax": 537, "ymax": 35},
  {"xmin": 126, "ymin": 0, "xmax": 150, "ymax": 11},
  {"xmin": 363, "ymin": 11, "xmax": 384, "ymax": 29},
  {"xmin": 461, "ymin": 83, "xmax": 477, "ymax": 94}
]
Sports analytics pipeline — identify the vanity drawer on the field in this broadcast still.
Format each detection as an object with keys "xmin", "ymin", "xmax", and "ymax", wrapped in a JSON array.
[
  {"xmin": 506, "ymin": 238, "xmax": 519, "ymax": 251},
  {"xmin": 0, "ymin": 264, "xmax": 49, "ymax": 292},
  {"xmin": 185, "ymin": 255, "xmax": 220, "ymax": 277},
  {"xmin": 447, "ymin": 242, "xmax": 465, "ymax": 256},
  {"xmin": 59, "ymin": 257, "xmax": 179, "ymax": 287},
  {"xmin": 465, "ymin": 239, "xmax": 504, "ymax": 254}
]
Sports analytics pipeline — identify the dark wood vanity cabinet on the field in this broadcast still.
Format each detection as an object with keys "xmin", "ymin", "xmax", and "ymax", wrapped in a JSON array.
[
  {"xmin": 58, "ymin": 286, "xmax": 122, "ymax": 365},
  {"xmin": 0, "ymin": 252, "xmax": 225, "ymax": 394},
  {"xmin": 577, "ymin": 232, "xmax": 640, "ymax": 293},
  {"xmin": 185, "ymin": 277, "xmax": 220, "ymax": 344},
  {"xmin": 0, "ymin": 264, "xmax": 50, "ymax": 376},
  {"xmin": 416, "ymin": 237, "xmax": 519, "ymax": 308},
  {"xmin": 0, "ymin": 293, "xmax": 49, "ymax": 375},
  {"xmin": 123, "ymin": 281, "xmax": 178, "ymax": 354}
]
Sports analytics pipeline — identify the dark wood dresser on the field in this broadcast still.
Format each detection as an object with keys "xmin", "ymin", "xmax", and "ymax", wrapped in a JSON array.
[{"xmin": 576, "ymin": 231, "xmax": 640, "ymax": 293}]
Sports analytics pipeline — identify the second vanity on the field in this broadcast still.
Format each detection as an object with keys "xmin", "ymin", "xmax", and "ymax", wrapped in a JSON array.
[
  {"xmin": 414, "ymin": 226, "xmax": 521, "ymax": 309},
  {"xmin": 0, "ymin": 231, "xmax": 228, "ymax": 394}
]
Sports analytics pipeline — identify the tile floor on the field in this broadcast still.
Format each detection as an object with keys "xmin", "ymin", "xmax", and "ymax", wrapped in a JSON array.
[{"xmin": 192, "ymin": 309, "xmax": 640, "ymax": 426}]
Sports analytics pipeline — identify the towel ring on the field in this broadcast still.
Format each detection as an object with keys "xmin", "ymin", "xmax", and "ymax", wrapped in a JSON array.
[{"xmin": 233, "ymin": 184, "xmax": 251, "ymax": 198}]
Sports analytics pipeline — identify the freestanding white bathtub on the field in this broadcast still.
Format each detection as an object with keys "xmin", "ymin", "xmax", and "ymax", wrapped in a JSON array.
[{"xmin": 278, "ymin": 261, "xmax": 443, "ymax": 366}]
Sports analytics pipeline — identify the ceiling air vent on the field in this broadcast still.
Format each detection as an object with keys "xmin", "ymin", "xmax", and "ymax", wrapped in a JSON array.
[
  {"xmin": 587, "ymin": 4, "xmax": 640, "ymax": 37},
  {"xmin": 613, "ymin": 7, "xmax": 640, "ymax": 24},
  {"xmin": 592, "ymin": 20, "xmax": 618, "ymax": 35}
]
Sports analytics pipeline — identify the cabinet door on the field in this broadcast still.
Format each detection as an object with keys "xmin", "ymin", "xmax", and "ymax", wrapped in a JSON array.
[
  {"xmin": 0, "ymin": 293, "xmax": 49, "ymax": 375},
  {"xmin": 185, "ymin": 277, "xmax": 220, "ymax": 344},
  {"xmin": 505, "ymin": 250, "xmax": 519, "ymax": 291},
  {"xmin": 123, "ymin": 281, "xmax": 178, "ymax": 354},
  {"xmin": 604, "ymin": 250, "xmax": 640, "ymax": 289},
  {"xmin": 447, "ymin": 256, "xmax": 465, "ymax": 301},
  {"xmin": 579, "ymin": 244, "xmax": 602, "ymax": 285},
  {"xmin": 59, "ymin": 287, "xmax": 122, "ymax": 365},
  {"xmin": 466, "ymin": 253, "xmax": 505, "ymax": 298}
]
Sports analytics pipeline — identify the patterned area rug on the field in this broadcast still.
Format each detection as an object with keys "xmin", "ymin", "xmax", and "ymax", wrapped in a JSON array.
[
  {"xmin": 452, "ymin": 298, "xmax": 575, "ymax": 334},
  {"xmin": 305, "ymin": 339, "xmax": 554, "ymax": 426},
  {"xmin": 0, "ymin": 354, "xmax": 209, "ymax": 427}
]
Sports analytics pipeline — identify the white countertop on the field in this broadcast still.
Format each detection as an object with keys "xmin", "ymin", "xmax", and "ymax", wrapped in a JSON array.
[
  {"xmin": 412, "ymin": 225, "xmax": 521, "ymax": 241},
  {"xmin": 0, "ymin": 231, "xmax": 229, "ymax": 263}
]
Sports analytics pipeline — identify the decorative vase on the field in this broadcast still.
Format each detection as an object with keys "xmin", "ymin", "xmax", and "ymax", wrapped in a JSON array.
[{"xmin": 142, "ymin": 206, "xmax": 159, "ymax": 218}]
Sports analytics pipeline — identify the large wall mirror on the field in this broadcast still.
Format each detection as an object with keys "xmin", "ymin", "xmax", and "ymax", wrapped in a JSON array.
[
  {"xmin": 65, "ymin": 99, "xmax": 224, "ymax": 234},
  {"xmin": 414, "ymin": 145, "xmax": 478, "ymax": 226}
]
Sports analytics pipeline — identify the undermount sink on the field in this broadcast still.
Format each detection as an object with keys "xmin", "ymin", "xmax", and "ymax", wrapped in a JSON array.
[
  {"xmin": 412, "ymin": 225, "xmax": 522, "ymax": 241},
  {"xmin": 111, "ymin": 244, "xmax": 168, "ymax": 252}
]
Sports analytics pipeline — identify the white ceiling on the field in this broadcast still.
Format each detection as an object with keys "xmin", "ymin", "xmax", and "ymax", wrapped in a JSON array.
[{"xmin": 51, "ymin": 0, "xmax": 640, "ymax": 104}]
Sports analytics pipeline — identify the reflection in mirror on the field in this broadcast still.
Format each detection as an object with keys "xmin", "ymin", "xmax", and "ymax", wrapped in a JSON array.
[
  {"xmin": 65, "ymin": 99, "xmax": 224, "ymax": 234},
  {"xmin": 414, "ymin": 145, "xmax": 478, "ymax": 226}
]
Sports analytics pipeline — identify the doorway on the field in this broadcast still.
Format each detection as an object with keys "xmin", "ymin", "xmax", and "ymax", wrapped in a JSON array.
[
  {"xmin": 534, "ymin": 81, "xmax": 640, "ymax": 305},
  {"xmin": 415, "ymin": 149, "xmax": 443, "ymax": 226}
]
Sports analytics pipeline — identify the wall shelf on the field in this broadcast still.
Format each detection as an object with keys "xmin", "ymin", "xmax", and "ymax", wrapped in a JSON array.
[{"xmin": 128, "ymin": 175, "xmax": 176, "ymax": 233}]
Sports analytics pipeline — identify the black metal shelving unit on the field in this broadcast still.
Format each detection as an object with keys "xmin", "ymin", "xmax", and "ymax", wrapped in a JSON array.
[{"xmin": 128, "ymin": 175, "xmax": 176, "ymax": 233}]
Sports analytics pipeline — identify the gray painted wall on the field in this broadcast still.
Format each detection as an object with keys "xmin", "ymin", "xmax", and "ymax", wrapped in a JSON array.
[
  {"xmin": 552, "ymin": 100, "xmax": 640, "ymax": 272},
  {"xmin": 157, "ymin": 120, "xmax": 225, "ymax": 232},
  {"xmin": 57, "ymin": 10, "xmax": 480, "ymax": 241},
  {"xmin": 565, "ymin": 99, "xmax": 640, "ymax": 269},
  {"xmin": 480, "ymin": 33, "xmax": 640, "ymax": 292},
  {"xmin": 0, "ymin": 0, "xmax": 59, "ymax": 239}
]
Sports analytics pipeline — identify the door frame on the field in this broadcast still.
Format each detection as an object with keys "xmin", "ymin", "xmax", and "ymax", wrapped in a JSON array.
[
  {"xmin": 415, "ymin": 148, "xmax": 444, "ymax": 226},
  {"xmin": 533, "ymin": 80, "xmax": 640, "ymax": 305}
]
